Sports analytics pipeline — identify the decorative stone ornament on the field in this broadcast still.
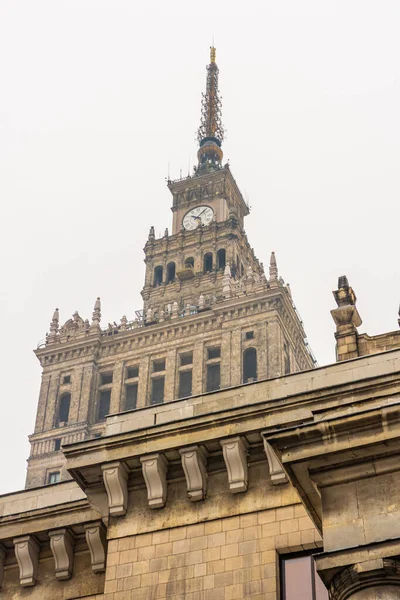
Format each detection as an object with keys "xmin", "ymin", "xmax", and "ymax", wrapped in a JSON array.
[
  {"xmin": 13, "ymin": 535, "xmax": 40, "ymax": 587},
  {"xmin": 140, "ymin": 453, "xmax": 168, "ymax": 508},
  {"xmin": 48, "ymin": 528, "xmax": 74, "ymax": 580},
  {"xmin": 101, "ymin": 461, "xmax": 129, "ymax": 516},
  {"xmin": 262, "ymin": 438, "xmax": 288, "ymax": 485},
  {"xmin": 84, "ymin": 522, "xmax": 107, "ymax": 573},
  {"xmin": 220, "ymin": 436, "xmax": 249, "ymax": 493},
  {"xmin": 179, "ymin": 446, "xmax": 208, "ymax": 501},
  {"xmin": 0, "ymin": 544, "xmax": 5, "ymax": 590}
]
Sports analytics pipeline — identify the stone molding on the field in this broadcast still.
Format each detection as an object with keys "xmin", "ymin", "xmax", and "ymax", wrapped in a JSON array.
[
  {"xmin": 13, "ymin": 535, "xmax": 40, "ymax": 587},
  {"xmin": 101, "ymin": 461, "xmax": 129, "ymax": 516},
  {"xmin": 262, "ymin": 437, "xmax": 288, "ymax": 485},
  {"xmin": 48, "ymin": 528, "xmax": 74, "ymax": 580},
  {"xmin": 329, "ymin": 558, "xmax": 400, "ymax": 600},
  {"xmin": 84, "ymin": 521, "xmax": 107, "ymax": 573},
  {"xmin": 140, "ymin": 453, "xmax": 168, "ymax": 508},
  {"xmin": 179, "ymin": 445, "xmax": 208, "ymax": 501},
  {"xmin": 220, "ymin": 436, "xmax": 248, "ymax": 493},
  {"xmin": 0, "ymin": 543, "xmax": 5, "ymax": 590}
]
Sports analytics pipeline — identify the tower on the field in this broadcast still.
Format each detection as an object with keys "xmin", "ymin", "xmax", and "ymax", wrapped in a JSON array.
[{"xmin": 26, "ymin": 48, "xmax": 316, "ymax": 488}]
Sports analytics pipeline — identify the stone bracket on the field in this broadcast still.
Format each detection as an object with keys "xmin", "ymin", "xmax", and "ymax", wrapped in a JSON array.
[
  {"xmin": 13, "ymin": 535, "xmax": 40, "ymax": 587},
  {"xmin": 140, "ymin": 453, "xmax": 168, "ymax": 509},
  {"xmin": 0, "ymin": 543, "xmax": 5, "ymax": 590},
  {"xmin": 262, "ymin": 437, "xmax": 288, "ymax": 485},
  {"xmin": 84, "ymin": 521, "xmax": 107, "ymax": 573},
  {"xmin": 179, "ymin": 445, "xmax": 208, "ymax": 501},
  {"xmin": 48, "ymin": 528, "xmax": 74, "ymax": 580},
  {"xmin": 101, "ymin": 461, "xmax": 129, "ymax": 516},
  {"xmin": 221, "ymin": 436, "xmax": 248, "ymax": 493}
]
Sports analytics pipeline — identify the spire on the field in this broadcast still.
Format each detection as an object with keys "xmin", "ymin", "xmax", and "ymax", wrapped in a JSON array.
[
  {"xmin": 197, "ymin": 47, "xmax": 224, "ymax": 173},
  {"xmin": 48, "ymin": 308, "xmax": 59, "ymax": 344},
  {"xmin": 269, "ymin": 252, "xmax": 278, "ymax": 280},
  {"xmin": 90, "ymin": 297, "xmax": 101, "ymax": 329}
]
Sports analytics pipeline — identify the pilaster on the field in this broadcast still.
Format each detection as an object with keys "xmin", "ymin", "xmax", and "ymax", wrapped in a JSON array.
[
  {"xmin": 110, "ymin": 361, "xmax": 124, "ymax": 414},
  {"xmin": 137, "ymin": 356, "xmax": 150, "ymax": 409},
  {"xmin": 164, "ymin": 349, "xmax": 177, "ymax": 402}
]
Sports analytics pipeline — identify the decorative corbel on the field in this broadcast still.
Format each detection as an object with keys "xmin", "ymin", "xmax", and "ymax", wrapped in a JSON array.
[
  {"xmin": 13, "ymin": 535, "xmax": 40, "ymax": 587},
  {"xmin": 140, "ymin": 453, "xmax": 168, "ymax": 508},
  {"xmin": 48, "ymin": 528, "xmax": 74, "ymax": 580},
  {"xmin": 179, "ymin": 445, "xmax": 208, "ymax": 501},
  {"xmin": 220, "ymin": 436, "xmax": 248, "ymax": 493},
  {"xmin": 262, "ymin": 438, "xmax": 288, "ymax": 485},
  {"xmin": 0, "ymin": 544, "xmax": 5, "ymax": 590},
  {"xmin": 84, "ymin": 521, "xmax": 107, "ymax": 573},
  {"xmin": 101, "ymin": 461, "xmax": 129, "ymax": 516}
]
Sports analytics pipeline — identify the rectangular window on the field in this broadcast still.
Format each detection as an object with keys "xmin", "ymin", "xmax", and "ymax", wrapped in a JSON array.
[
  {"xmin": 206, "ymin": 363, "xmax": 220, "ymax": 392},
  {"xmin": 97, "ymin": 390, "xmax": 111, "ymax": 421},
  {"xmin": 63, "ymin": 375, "xmax": 71, "ymax": 384},
  {"xmin": 48, "ymin": 471, "xmax": 60, "ymax": 484},
  {"xmin": 153, "ymin": 359, "xmax": 166, "ymax": 372},
  {"xmin": 54, "ymin": 438, "xmax": 61, "ymax": 451},
  {"xmin": 180, "ymin": 352, "xmax": 193, "ymax": 366},
  {"xmin": 207, "ymin": 347, "xmax": 221, "ymax": 360},
  {"xmin": 101, "ymin": 372, "xmax": 113, "ymax": 385},
  {"xmin": 284, "ymin": 342, "xmax": 291, "ymax": 375},
  {"xmin": 125, "ymin": 383, "xmax": 138, "ymax": 410},
  {"xmin": 151, "ymin": 377, "xmax": 165, "ymax": 404},
  {"xmin": 245, "ymin": 331, "xmax": 254, "ymax": 340},
  {"xmin": 127, "ymin": 366, "xmax": 139, "ymax": 379},
  {"xmin": 178, "ymin": 370, "xmax": 192, "ymax": 399},
  {"xmin": 281, "ymin": 555, "xmax": 328, "ymax": 600}
]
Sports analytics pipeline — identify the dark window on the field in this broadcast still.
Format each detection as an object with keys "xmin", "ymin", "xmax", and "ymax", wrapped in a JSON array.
[
  {"xmin": 154, "ymin": 265, "xmax": 163, "ymax": 286},
  {"xmin": 245, "ymin": 331, "xmax": 254, "ymax": 340},
  {"xmin": 58, "ymin": 393, "xmax": 71, "ymax": 424},
  {"xmin": 207, "ymin": 347, "xmax": 221, "ymax": 360},
  {"xmin": 93, "ymin": 433, "xmax": 102, "ymax": 439},
  {"xmin": 206, "ymin": 364, "xmax": 220, "ymax": 392},
  {"xmin": 54, "ymin": 438, "xmax": 61, "ymax": 451},
  {"xmin": 243, "ymin": 347, "xmax": 257, "ymax": 383},
  {"xmin": 203, "ymin": 252, "xmax": 213, "ymax": 273},
  {"xmin": 48, "ymin": 471, "xmax": 60, "ymax": 484},
  {"xmin": 241, "ymin": 263, "xmax": 244, "ymax": 276},
  {"xmin": 179, "ymin": 370, "xmax": 192, "ymax": 398},
  {"xmin": 125, "ymin": 384, "xmax": 138, "ymax": 410},
  {"xmin": 101, "ymin": 373, "xmax": 113, "ymax": 385},
  {"xmin": 185, "ymin": 257, "xmax": 194, "ymax": 268},
  {"xmin": 217, "ymin": 248, "xmax": 226, "ymax": 270},
  {"xmin": 281, "ymin": 555, "xmax": 328, "ymax": 600},
  {"xmin": 151, "ymin": 377, "xmax": 165, "ymax": 405},
  {"xmin": 127, "ymin": 366, "xmax": 139, "ymax": 379},
  {"xmin": 153, "ymin": 359, "xmax": 166, "ymax": 372},
  {"xmin": 97, "ymin": 390, "xmax": 111, "ymax": 421},
  {"xmin": 63, "ymin": 375, "xmax": 71, "ymax": 384},
  {"xmin": 284, "ymin": 342, "xmax": 291, "ymax": 375},
  {"xmin": 180, "ymin": 352, "xmax": 193, "ymax": 366},
  {"xmin": 167, "ymin": 262, "xmax": 176, "ymax": 283}
]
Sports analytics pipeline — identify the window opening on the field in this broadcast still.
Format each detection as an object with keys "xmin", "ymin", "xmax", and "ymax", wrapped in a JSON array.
[
  {"xmin": 101, "ymin": 372, "xmax": 113, "ymax": 385},
  {"xmin": 48, "ymin": 471, "xmax": 60, "ymax": 484},
  {"xmin": 217, "ymin": 248, "xmax": 226, "ymax": 270},
  {"xmin": 153, "ymin": 358, "xmax": 166, "ymax": 372},
  {"xmin": 203, "ymin": 252, "xmax": 213, "ymax": 273},
  {"xmin": 125, "ymin": 383, "xmax": 138, "ymax": 410},
  {"xmin": 166, "ymin": 262, "xmax": 176, "ymax": 283},
  {"xmin": 281, "ymin": 554, "xmax": 328, "ymax": 600},
  {"xmin": 207, "ymin": 347, "xmax": 221, "ymax": 360},
  {"xmin": 63, "ymin": 375, "xmax": 71, "ymax": 384},
  {"xmin": 54, "ymin": 438, "xmax": 61, "ymax": 451},
  {"xmin": 184, "ymin": 257, "xmax": 194, "ymax": 268},
  {"xmin": 127, "ymin": 366, "xmax": 139, "ymax": 379},
  {"xmin": 206, "ymin": 363, "xmax": 220, "ymax": 392},
  {"xmin": 154, "ymin": 265, "xmax": 163, "ymax": 286},
  {"xmin": 245, "ymin": 331, "xmax": 254, "ymax": 340},
  {"xmin": 243, "ymin": 347, "xmax": 257, "ymax": 383},
  {"xmin": 151, "ymin": 377, "xmax": 165, "ymax": 405},
  {"xmin": 58, "ymin": 393, "xmax": 71, "ymax": 424},
  {"xmin": 179, "ymin": 370, "xmax": 192, "ymax": 398},
  {"xmin": 180, "ymin": 352, "xmax": 193, "ymax": 366},
  {"xmin": 97, "ymin": 390, "xmax": 111, "ymax": 421}
]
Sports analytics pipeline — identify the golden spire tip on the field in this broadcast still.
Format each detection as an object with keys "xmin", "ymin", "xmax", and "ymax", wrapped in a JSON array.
[{"xmin": 210, "ymin": 46, "xmax": 216, "ymax": 64}]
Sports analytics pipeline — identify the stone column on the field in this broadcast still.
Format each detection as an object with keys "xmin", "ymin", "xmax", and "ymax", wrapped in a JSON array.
[
  {"xmin": 266, "ymin": 316, "xmax": 281, "ymax": 379},
  {"xmin": 220, "ymin": 330, "xmax": 232, "ymax": 388},
  {"xmin": 192, "ymin": 341, "xmax": 204, "ymax": 396},
  {"xmin": 164, "ymin": 348, "xmax": 177, "ymax": 402},
  {"xmin": 110, "ymin": 361, "xmax": 124, "ymax": 415},
  {"xmin": 68, "ymin": 366, "xmax": 84, "ymax": 424},
  {"xmin": 257, "ymin": 322, "xmax": 268, "ymax": 381},
  {"xmin": 137, "ymin": 356, "xmax": 150, "ymax": 409},
  {"xmin": 229, "ymin": 329, "xmax": 242, "ymax": 387},
  {"xmin": 77, "ymin": 363, "xmax": 98, "ymax": 423}
]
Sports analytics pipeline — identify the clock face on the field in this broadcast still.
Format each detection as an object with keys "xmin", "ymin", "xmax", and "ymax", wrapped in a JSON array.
[{"xmin": 182, "ymin": 206, "xmax": 214, "ymax": 230}]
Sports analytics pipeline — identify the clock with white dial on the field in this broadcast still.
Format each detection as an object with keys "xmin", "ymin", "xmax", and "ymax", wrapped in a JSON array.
[{"xmin": 182, "ymin": 206, "xmax": 214, "ymax": 230}]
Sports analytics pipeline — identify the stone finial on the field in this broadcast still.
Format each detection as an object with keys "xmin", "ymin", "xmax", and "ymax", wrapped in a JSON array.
[
  {"xmin": 286, "ymin": 283, "xmax": 292, "ymax": 300},
  {"xmin": 0, "ymin": 544, "xmax": 5, "ymax": 590},
  {"xmin": 13, "ymin": 535, "xmax": 40, "ymax": 587},
  {"xmin": 331, "ymin": 275, "xmax": 362, "ymax": 362},
  {"xmin": 164, "ymin": 228, "xmax": 169, "ymax": 237},
  {"xmin": 171, "ymin": 301, "xmax": 179, "ymax": 319},
  {"xmin": 48, "ymin": 528, "xmax": 74, "ymax": 580},
  {"xmin": 48, "ymin": 308, "xmax": 59, "ymax": 344},
  {"xmin": 101, "ymin": 461, "xmax": 129, "ymax": 516},
  {"xmin": 120, "ymin": 315, "xmax": 127, "ymax": 331},
  {"xmin": 184, "ymin": 303, "xmax": 191, "ymax": 316},
  {"xmin": 140, "ymin": 453, "xmax": 168, "ymax": 509},
  {"xmin": 84, "ymin": 522, "xmax": 107, "ymax": 573},
  {"xmin": 90, "ymin": 297, "xmax": 101, "ymax": 329},
  {"xmin": 179, "ymin": 446, "xmax": 208, "ymax": 501},
  {"xmin": 269, "ymin": 251, "xmax": 278, "ymax": 281},
  {"xmin": 199, "ymin": 294, "xmax": 205, "ymax": 310},
  {"xmin": 220, "ymin": 437, "xmax": 248, "ymax": 493},
  {"xmin": 145, "ymin": 307, "xmax": 153, "ymax": 324},
  {"xmin": 148, "ymin": 226, "xmax": 155, "ymax": 241},
  {"xmin": 222, "ymin": 265, "xmax": 232, "ymax": 299}
]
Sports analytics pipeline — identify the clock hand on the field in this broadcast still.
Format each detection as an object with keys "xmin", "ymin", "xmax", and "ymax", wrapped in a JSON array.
[{"xmin": 198, "ymin": 208, "xmax": 207, "ymax": 218}]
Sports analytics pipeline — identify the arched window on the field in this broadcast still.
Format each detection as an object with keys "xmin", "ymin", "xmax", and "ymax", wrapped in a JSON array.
[
  {"xmin": 153, "ymin": 265, "xmax": 163, "ymax": 286},
  {"xmin": 58, "ymin": 393, "xmax": 71, "ymax": 424},
  {"xmin": 203, "ymin": 252, "xmax": 213, "ymax": 273},
  {"xmin": 217, "ymin": 249, "xmax": 226, "ymax": 270},
  {"xmin": 166, "ymin": 262, "xmax": 176, "ymax": 283},
  {"xmin": 185, "ymin": 257, "xmax": 194, "ymax": 268},
  {"xmin": 243, "ymin": 348, "xmax": 257, "ymax": 383}
]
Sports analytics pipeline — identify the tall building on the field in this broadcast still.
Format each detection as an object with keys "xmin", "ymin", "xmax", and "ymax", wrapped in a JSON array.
[{"xmin": 26, "ymin": 47, "xmax": 315, "ymax": 489}]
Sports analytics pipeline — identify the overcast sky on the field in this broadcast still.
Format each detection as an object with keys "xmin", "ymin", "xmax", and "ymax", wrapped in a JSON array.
[{"xmin": 0, "ymin": 0, "xmax": 399, "ymax": 495}]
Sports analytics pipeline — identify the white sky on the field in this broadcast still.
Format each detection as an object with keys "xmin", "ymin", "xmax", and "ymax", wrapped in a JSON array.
[{"xmin": 0, "ymin": 0, "xmax": 399, "ymax": 495}]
